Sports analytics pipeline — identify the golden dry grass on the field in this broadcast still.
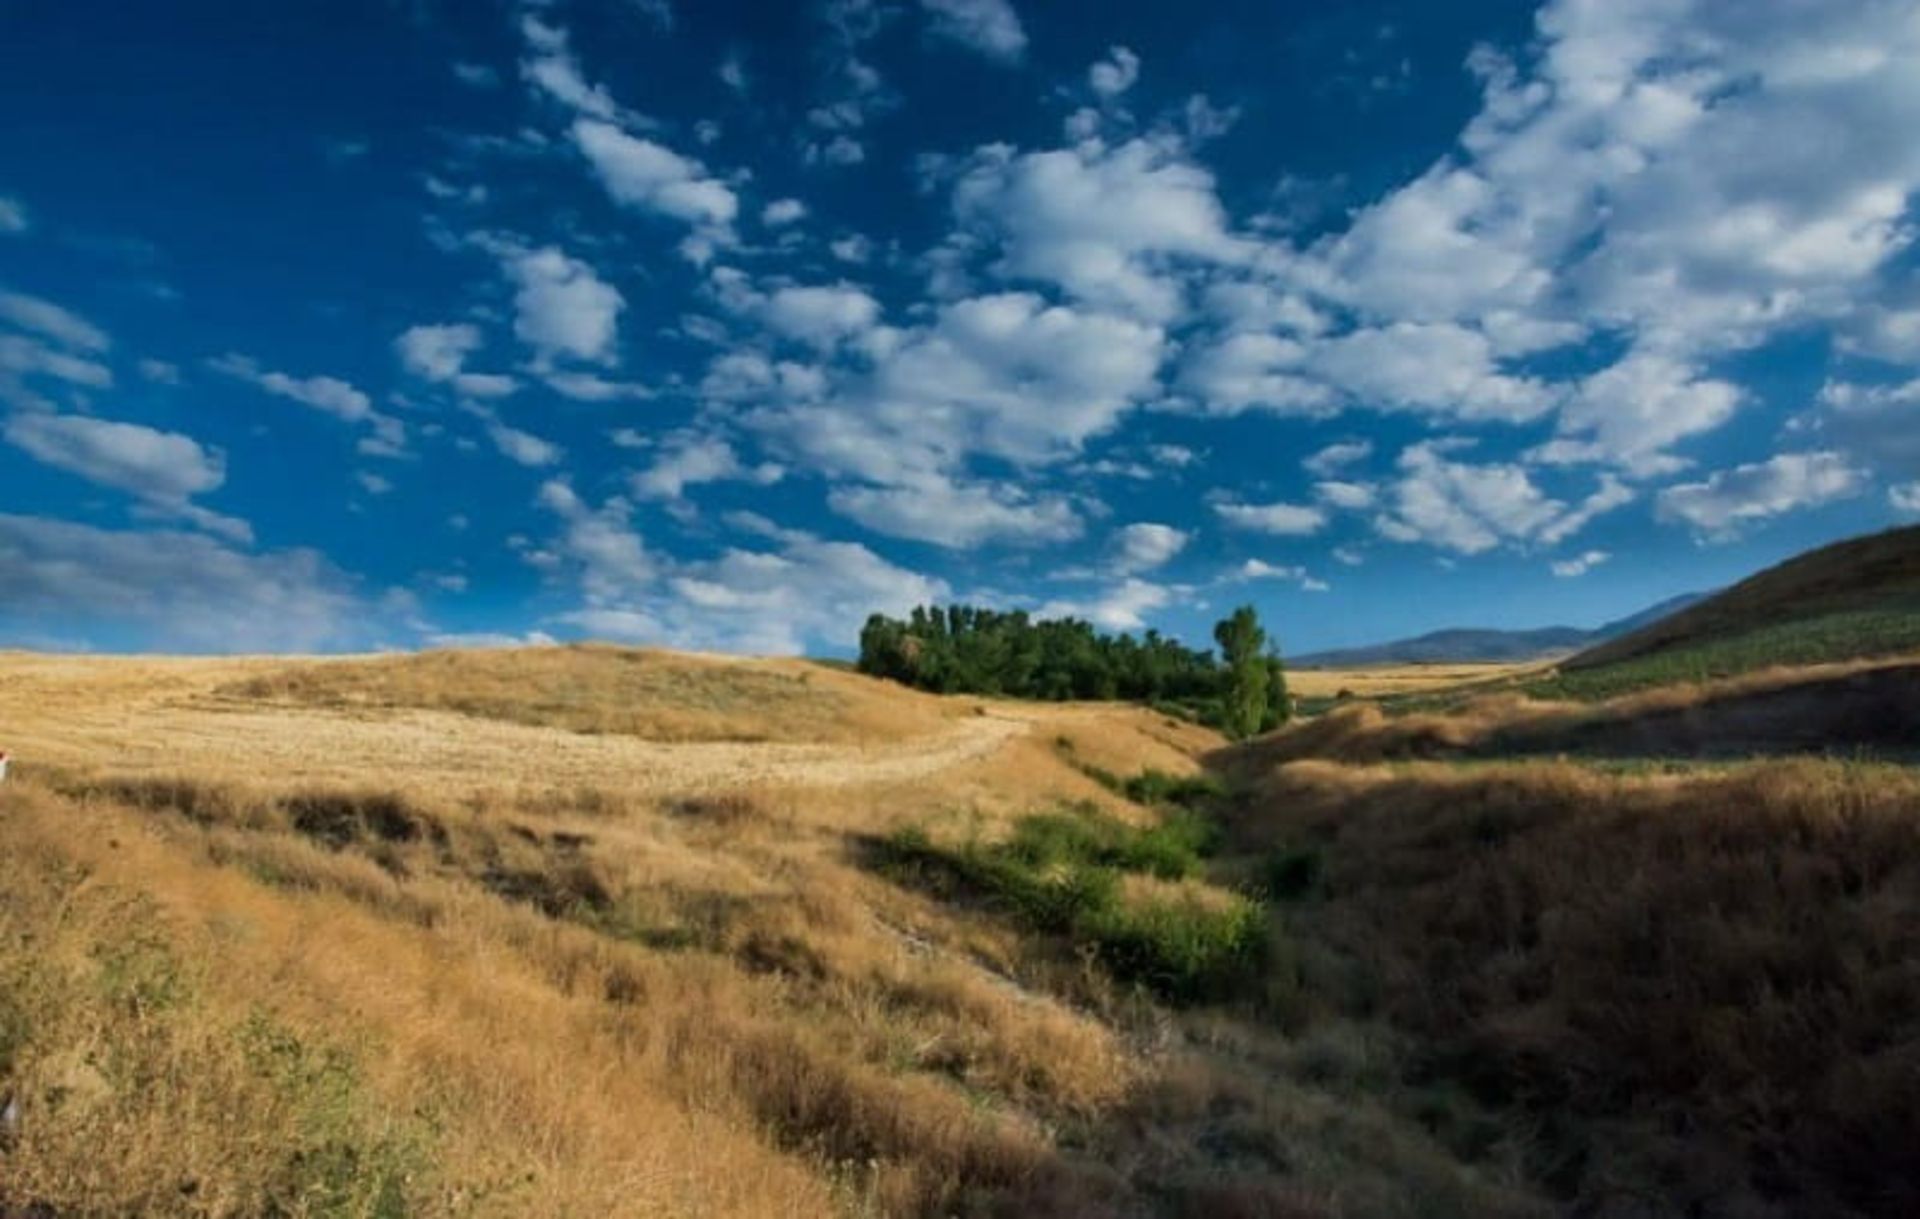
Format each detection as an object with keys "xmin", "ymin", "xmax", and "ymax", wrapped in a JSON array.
[
  {"xmin": 1, "ymin": 646, "xmax": 1543, "ymax": 1217},
  {"xmin": 1284, "ymin": 661, "xmax": 1540, "ymax": 700}
]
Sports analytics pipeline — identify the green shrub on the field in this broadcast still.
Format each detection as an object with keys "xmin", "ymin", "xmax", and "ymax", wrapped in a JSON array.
[
  {"xmin": 1084, "ymin": 894, "xmax": 1268, "ymax": 1003},
  {"xmin": 1264, "ymin": 845, "xmax": 1326, "ymax": 900},
  {"xmin": 875, "ymin": 809, "xmax": 1266, "ymax": 1003}
]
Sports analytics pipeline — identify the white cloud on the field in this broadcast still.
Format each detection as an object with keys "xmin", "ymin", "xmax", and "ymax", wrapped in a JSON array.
[
  {"xmin": 3, "ymin": 411, "xmax": 247, "ymax": 541},
  {"xmin": 1213, "ymin": 500, "xmax": 1327, "ymax": 536},
  {"xmin": 1656, "ymin": 451, "xmax": 1866, "ymax": 539},
  {"xmin": 396, "ymin": 323, "xmax": 482, "ymax": 381},
  {"xmin": 396, "ymin": 323, "xmax": 517, "ymax": 399},
  {"xmin": 137, "ymin": 359, "xmax": 180, "ymax": 385},
  {"xmin": 1374, "ymin": 442, "xmax": 1628, "ymax": 555},
  {"xmin": 1538, "ymin": 351, "xmax": 1742, "ymax": 475},
  {"xmin": 951, "ymin": 138, "xmax": 1247, "ymax": 322},
  {"xmin": 572, "ymin": 118, "xmax": 739, "ymax": 230},
  {"xmin": 502, "ymin": 246, "xmax": 625, "ymax": 365},
  {"xmin": 1314, "ymin": 480, "xmax": 1376, "ymax": 511},
  {"xmin": 0, "ymin": 334, "xmax": 113, "ymax": 394},
  {"xmin": 1089, "ymin": 46, "xmax": 1140, "ymax": 98},
  {"xmin": 920, "ymin": 0, "xmax": 1027, "ymax": 63},
  {"xmin": 762, "ymin": 198, "xmax": 808, "ymax": 227},
  {"xmin": 1892, "ymin": 482, "xmax": 1920, "ymax": 514},
  {"xmin": 1303, "ymin": 439, "xmax": 1372, "ymax": 477},
  {"xmin": 829, "ymin": 475, "xmax": 1082, "ymax": 548},
  {"xmin": 520, "ymin": 17, "xmax": 620, "ymax": 120},
  {"xmin": 1550, "ymin": 550, "xmax": 1609, "ymax": 578},
  {"xmin": 536, "ymin": 479, "xmax": 945, "ymax": 654},
  {"xmin": 1112, "ymin": 522, "xmax": 1187, "ymax": 572},
  {"xmin": 761, "ymin": 284, "xmax": 880, "ymax": 348},
  {"xmin": 210, "ymin": 354, "xmax": 373, "ymax": 423},
  {"xmin": 1306, "ymin": 323, "xmax": 1556, "ymax": 422},
  {"xmin": 544, "ymin": 371, "xmax": 653, "ymax": 402},
  {"xmin": 0, "ymin": 515, "xmax": 362, "ymax": 652},
  {"xmin": 0, "ymin": 197, "xmax": 27, "ymax": 234},
  {"xmin": 1235, "ymin": 559, "xmax": 1328, "ymax": 592},
  {"xmin": 0, "ymin": 290, "xmax": 109, "ymax": 352},
  {"xmin": 761, "ymin": 292, "xmax": 1164, "ymax": 492},
  {"xmin": 1816, "ymin": 377, "xmax": 1920, "ymax": 483},
  {"xmin": 630, "ymin": 432, "xmax": 782, "ymax": 500},
  {"xmin": 488, "ymin": 422, "xmax": 564, "ymax": 468},
  {"xmin": 1037, "ymin": 577, "xmax": 1171, "ymax": 632}
]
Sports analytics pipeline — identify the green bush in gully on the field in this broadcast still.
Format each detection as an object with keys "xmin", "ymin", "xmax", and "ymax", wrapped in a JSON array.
[{"xmin": 878, "ymin": 803, "xmax": 1266, "ymax": 1004}]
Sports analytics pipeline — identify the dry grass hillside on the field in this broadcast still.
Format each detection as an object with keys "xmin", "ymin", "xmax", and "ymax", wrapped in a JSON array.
[
  {"xmin": 7, "ymin": 641, "xmax": 1919, "ymax": 1217},
  {"xmin": 0, "ymin": 646, "xmax": 1538, "ymax": 1218},
  {"xmin": 1559, "ymin": 524, "xmax": 1920, "ymax": 686}
]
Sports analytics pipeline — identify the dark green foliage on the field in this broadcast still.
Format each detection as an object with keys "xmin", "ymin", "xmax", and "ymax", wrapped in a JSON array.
[
  {"xmin": 859, "ymin": 605, "xmax": 1292, "ymax": 736},
  {"xmin": 875, "ymin": 807, "xmax": 1266, "ymax": 1003},
  {"xmin": 1214, "ymin": 606, "xmax": 1271, "ymax": 740},
  {"xmin": 1263, "ymin": 845, "xmax": 1326, "ymax": 900}
]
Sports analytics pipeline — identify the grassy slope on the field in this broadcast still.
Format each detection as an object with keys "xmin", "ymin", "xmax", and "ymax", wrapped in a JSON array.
[
  {"xmin": 1218, "ymin": 756, "xmax": 1920, "ymax": 1219},
  {"xmin": 1550, "ymin": 524, "xmax": 1920, "ymax": 695},
  {"xmin": 0, "ymin": 649, "xmax": 1539, "ymax": 1219}
]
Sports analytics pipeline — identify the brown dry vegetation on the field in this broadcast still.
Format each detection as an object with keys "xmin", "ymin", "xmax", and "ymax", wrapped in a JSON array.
[
  {"xmin": 7, "ymin": 643, "xmax": 1918, "ymax": 1217},
  {"xmin": 0, "ymin": 649, "xmax": 1535, "ymax": 1218},
  {"xmin": 1284, "ymin": 662, "xmax": 1541, "ymax": 701},
  {"xmin": 1226, "ymin": 756, "xmax": 1920, "ymax": 1218},
  {"xmin": 1251, "ymin": 657, "xmax": 1920, "ymax": 765},
  {"xmin": 218, "ymin": 645, "xmax": 961, "ymax": 745}
]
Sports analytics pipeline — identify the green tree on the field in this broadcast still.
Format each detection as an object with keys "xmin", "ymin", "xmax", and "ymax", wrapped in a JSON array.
[{"xmin": 1212, "ymin": 605, "xmax": 1270, "ymax": 740}]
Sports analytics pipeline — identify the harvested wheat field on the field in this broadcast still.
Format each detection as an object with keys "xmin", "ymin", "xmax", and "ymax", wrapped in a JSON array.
[{"xmin": 5, "ymin": 644, "xmax": 1919, "ymax": 1218}]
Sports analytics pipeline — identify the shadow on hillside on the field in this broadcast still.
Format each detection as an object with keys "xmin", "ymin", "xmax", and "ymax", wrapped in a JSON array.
[{"xmin": 1244, "ymin": 662, "xmax": 1920, "ymax": 766}]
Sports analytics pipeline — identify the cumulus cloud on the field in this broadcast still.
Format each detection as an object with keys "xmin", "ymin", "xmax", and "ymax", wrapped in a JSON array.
[
  {"xmin": 501, "ymin": 246, "xmax": 625, "ymax": 365},
  {"xmin": 488, "ymin": 422, "xmax": 564, "ymax": 468},
  {"xmin": 396, "ymin": 323, "xmax": 516, "ymax": 399},
  {"xmin": 519, "ymin": 16, "xmax": 621, "ymax": 120},
  {"xmin": 396, "ymin": 323, "xmax": 481, "ymax": 381},
  {"xmin": 762, "ymin": 198, "xmax": 808, "ymax": 227},
  {"xmin": 1656, "ymin": 451, "xmax": 1866, "ymax": 539},
  {"xmin": 761, "ymin": 284, "xmax": 880, "ymax": 348},
  {"xmin": 1303, "ymin": 439, "xmax": 1372, "ymax": 477},
  {"xmin": 572, "ymin": 118, "xmax": 739, "ymax": 230},
  {"xmin": 951, "ymin": 138, "xmax": 1247, "ymax": 322},
  {"xmin": 1112, "ymin": 522, "xmax": 1187, "ymax": 572},
  {"xmin": 1235, "ymin": 559, "xmax": 1329, "ymax": 592},
  {"xmin": 1037, "ymin": 576, "xmax": 1171, "ymax": 631},
  {"xmin": 0, "ymin": 514, "xmax": 363, "ymax": 652},
  {"xmin": 1815, "ymin": 377, "xmax": 1920, "ymax": 483},
  {"xmin": 1314, "ymin": 480, "xmax": 1376, "ymax": 510},
  {"xmin": 1550, "ymin": 550, "xmax": 1609, "ymax": 578},
  {"xmin": 629, "ymin": 432, "xmax": 782, "ymax": 501},
  {"xmin": 1089, "ymin": 46, "xmax": 1140, "ymax": 98},
  {"xmin": 535, "ymin": 479, "xmax": 945, "ymax": 653},
  {"xmin": 920, "ymin": 0, "xmax": 1027, "ymax": 62},
  {"xmin": 3, "ymin": 411, "xmax": 248, "ymax": 541},
  {"xmin": 1892, "ymin": 482, "xmax": 1920, "ymax": 514},
  {"xmin": 760, "ymin": 291, "xmax": 1164, "ymax": 499},
  {"xmin": 1373, "ymin": 442, "xmax": 1629, "ymax": 555},
  {"xmin": 0, "ymin": 290, "xmax": 109, "ymax": 352},
  {"xmin": 209, "ymin": 354, "xmax": 387, "ymax": 440},
  {"xmin": 828, "ymin": 475, "xmax": 1082, "ymax": 548},
  {"xmin": 1213, "ymin": 500, "xmax": 1327, "ymax": 536}
]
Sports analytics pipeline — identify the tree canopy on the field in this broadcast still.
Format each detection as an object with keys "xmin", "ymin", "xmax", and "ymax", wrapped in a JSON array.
[{"xmin": 857, "ymin": 604, "xmax": 1291, "ymax": 738}]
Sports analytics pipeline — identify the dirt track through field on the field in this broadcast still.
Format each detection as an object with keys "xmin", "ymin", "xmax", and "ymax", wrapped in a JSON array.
[{"xmin": 0, "ymin": 654, "xmax": 1033, "ymax": 796}]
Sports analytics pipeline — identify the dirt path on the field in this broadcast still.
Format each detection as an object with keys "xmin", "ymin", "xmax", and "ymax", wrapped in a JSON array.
[{"xmin": 0, "ymin": 654, "xmax": 1033, "ymax": 797}]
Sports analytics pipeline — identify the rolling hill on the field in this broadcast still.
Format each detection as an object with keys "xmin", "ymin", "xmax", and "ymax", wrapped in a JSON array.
[
  {"xmin": 1541, "ymin": 525, "xmax": 1920, "ymax": 697},
  {"xmin": 1292, "ymin": 592, "xmax": 1704, "ymax": 668}
]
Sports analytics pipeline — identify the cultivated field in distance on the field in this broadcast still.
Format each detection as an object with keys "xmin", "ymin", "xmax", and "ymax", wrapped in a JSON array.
[{"xmin": 3, "ymin": 530, "xmax": 1920, "ymax": 1218}]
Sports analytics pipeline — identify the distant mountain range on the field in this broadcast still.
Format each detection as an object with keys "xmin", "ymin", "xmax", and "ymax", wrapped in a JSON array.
[{"xmin": 1293, "ymin": 593, "xmax": 1708, "ymax": 669}]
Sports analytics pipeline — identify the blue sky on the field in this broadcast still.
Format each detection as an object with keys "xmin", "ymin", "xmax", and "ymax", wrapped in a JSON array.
[{"xmin": 4, "ymin": 0, "xmax": 1920, "ymax": 656}]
